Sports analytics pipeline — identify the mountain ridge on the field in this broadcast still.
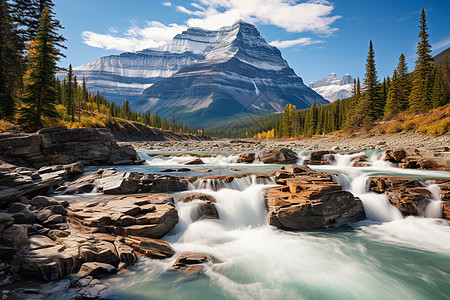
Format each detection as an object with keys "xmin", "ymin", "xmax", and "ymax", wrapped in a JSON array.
[
  {"xmin": 310, "ymin": 73, "xmax": 354, "ymax": 102},
  {"xmin": 73, "ymin": 20, "xmax": 327, "ymax": 127}
]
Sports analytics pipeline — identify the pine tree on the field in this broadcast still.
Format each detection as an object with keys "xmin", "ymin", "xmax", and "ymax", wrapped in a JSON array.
[
  {"xmin": 359, "ymin": 40, "xmax": 382, "ymax": 121},
  {"xmin": 316, "ymin": 107, "xmax": 323, "ymax": 135},
  {"xmin": 385, "ymin": 70, "xmax": 402, "ymax": 115},
  {"xmin": 64, "ymin": 64, "xmax": 75, "ymax": 122},
  {"xmin": 18, "ymin": 9, "xmax": 59, "ymax": 131},
  {"xmin": 306, "ymin": 101, "xmax": 318, "ymax": 136},
  {"xmin": 0, "ymin": 0, "xmax": 20, "ymax": 118},
  {"xmin": 409, "ymin": 8, "xmax": 434, "ymax": 112},
  {"xmin": 11, "ymin": 0, "xmax": 66, "ymax": 59}
]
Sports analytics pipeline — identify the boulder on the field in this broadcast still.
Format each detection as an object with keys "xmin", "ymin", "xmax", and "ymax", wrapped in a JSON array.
[
  {"xmin": 79, "ymin": 241, "xmax": 119, "ymax": 266},
  {"xmin": 183, "ymin": 158, "xmax": 204, "ymax": 165},
  {"xmin": 76, "ymin": 262, "xmax": 117, "ymax": 278},
  {"xmin": 437, "ymin": 180, "xmax": 450, "ymax": 220},
  {"xmin": 384, "ymin": 149, "xmax": 407, "ymax": 163},
  {"xmin": 0, "ymin": 224, "xmax": 29, "ymax": 248},
  {"xmin": 123, "ymin": 236, "xmax": 175, "ymax": 259},
  {"xmin": 97, "ymin": 172, "xmax": 140, "ymax": 194},
  {"xmin": 266, "ymin": 166, "xmax": 365, "ymax": 230},
  {"xmin": 171, "ymin": 252, "xmax": 209, "ymax": 273},
  {"xmin": 113, "ymin": 239, "xmax": 137, "ymax": 266},
  {"xmin": 21, "ymin": 243, "xmax": 80, "ymax": 281},
  {"xmin": 258, "ymin": 148, "xmax": 298, "ymax": 164},
  {"xmin": 178, "ymin": 193, "xmax": 219, "ymax": 221},
  {"xmin": 304, "ymin": 151, "xmax": 334, "ymax": 165},
  {"xmin": 369, "ymin": 176, "xmax": 431, "ymax": 216},
  {"xmin": 7, "ymin": 202, "xmax": 35, "ymax": 224},
  {"xmin": 236, "ymin": 153, "xmax": 255, "ymax": 164}
]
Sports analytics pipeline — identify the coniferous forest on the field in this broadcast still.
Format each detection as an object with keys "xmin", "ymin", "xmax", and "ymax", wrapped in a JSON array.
[
  {"xmin": 0, "ymin": 3, "xmax": 448, "ymax": 138},
  {"xmin": 207, "ymin": 9, "xmax": 449, "ymax": 139},
  {"xmin": 0, "ymin": 0, "xmax": 194, "ymax": 134}
]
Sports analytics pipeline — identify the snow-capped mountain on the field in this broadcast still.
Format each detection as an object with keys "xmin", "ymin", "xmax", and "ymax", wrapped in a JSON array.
[
  {"xmin": 310, "ymin": 73, "xmax": 354, "ymax": 102},
  {"xmin": 74, "ymin": 20, "xmax": 327, "ymax": 127}
]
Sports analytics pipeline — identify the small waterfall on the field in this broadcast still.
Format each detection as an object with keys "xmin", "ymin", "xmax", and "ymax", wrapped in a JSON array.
[
  {"xmin": 171, "ymin": 175, "xmax": 275, "ymax": 244},
  {"xmin": 424, "ymin": 183, "xmax": 443, "ymax": 218},
  {"xmin": 335, "ymin": 174, "xmax": 403, "ymax": 222},
  {"xmin": 193, "ymin": 175, "xmax": 275, "ymax": 191},
  {"xmin": 296, "ymin": 150, "xmax": 309, "ymax": 165}
]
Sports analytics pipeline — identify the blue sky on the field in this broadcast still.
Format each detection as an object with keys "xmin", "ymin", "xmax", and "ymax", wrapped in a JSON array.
[{"xmin": 54, "ymin": 0, "xmax": 450, "ymax": 84}]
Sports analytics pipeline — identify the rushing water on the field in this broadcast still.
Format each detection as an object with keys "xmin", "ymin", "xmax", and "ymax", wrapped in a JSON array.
[{"xmin": 87, "ymin": 150, "xmax": 450, "ymax": 300}]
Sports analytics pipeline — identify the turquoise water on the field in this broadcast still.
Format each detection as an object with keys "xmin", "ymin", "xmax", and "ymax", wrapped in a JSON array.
[{"xmin": 82, "ymin": 151, "xmax": 450, "ymax": 300}]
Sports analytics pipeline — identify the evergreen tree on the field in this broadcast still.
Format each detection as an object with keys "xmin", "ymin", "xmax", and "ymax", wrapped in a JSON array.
[
  {"xmin": 18, "ymin": 9, "xmax": 59, "ymax": 130},
  {"xmin": 0, "ymin": 0, "xmax": 20, "ymax": 118},
  {"xmin": 385, "ymin": 69, "xmax": 402, "ymax": 115},
  {"xmin": 409, "ymin": 8, "xmax": 434, "ymax": 112},
  {"xmin": 306, "ymin": 101, "xmax": 318, "ymax": 136},
  {"xmin": 316, "ymin": 107, "xmax": 323, "ymax": 135},
  {"xmin": 11, "ymin": 0, "xmax": 66, "ymax": 59},
  {"xmin": 359, "ymin": 40, "xmax": 382, "ymax": 121},
  {"xmin": 64, "ymin": 64, "xmax": 74, "ymax": 122}
]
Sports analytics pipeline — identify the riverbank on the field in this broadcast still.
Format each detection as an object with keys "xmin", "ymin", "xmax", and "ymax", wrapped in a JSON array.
[{"xmin": 126, "ymin": 132, "xmax": 450, "ymax": 152}]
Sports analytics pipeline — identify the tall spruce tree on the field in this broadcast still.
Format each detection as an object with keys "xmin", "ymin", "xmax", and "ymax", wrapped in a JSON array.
[
  {"xmin": 409, "ymin": 8, "xmax": 434, "ymax": 112},
  {"xmin": 385, "ymin": 69, "xmax": 402, "ymax": 115},
  {"xmin": 11, "ymin": 0, "xmax": 66, "ymax": 59},
  {"xmin": 18, "ymin": 9, "xmax": 59, "ymax": 131},
  {"xmin": 360, "ymin": 40, "xmax": 382, "ymax": 121},
  {"xmin": 0, "ymin": 0, "xmax": 20, "ymax": 118},
  {"xmin": 64, "ymin": 64, "xmax": 74, "ymax": 121}
]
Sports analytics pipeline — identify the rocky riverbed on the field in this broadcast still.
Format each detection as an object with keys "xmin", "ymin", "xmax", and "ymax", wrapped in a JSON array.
[{"xmin": 1, "ymin": 130, "xmax": 450, "ymax": 299}]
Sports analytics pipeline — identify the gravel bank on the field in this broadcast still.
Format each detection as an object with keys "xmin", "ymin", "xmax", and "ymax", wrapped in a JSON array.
[{"xmin": 123, "ymin": 132, "xmax": 450, "ymax": 152}]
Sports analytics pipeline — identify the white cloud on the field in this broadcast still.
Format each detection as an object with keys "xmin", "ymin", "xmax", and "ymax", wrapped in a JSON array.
[
  {"xmin": 269, "ymin": 37, "xmax": 323, "ymax": 48},
  {"xmin": 432, "ymin": 36, "xmax": 450, "ymax": 51},
  {"xmin": 181, "ymin": 0, "xmax": 341, "ymax": 35},
  {"xmin": 82, "ymin": 21, "xmax": 187, "ymax": 52},
  {"xmin": 82, "ymin": 0, "xmax": 340, "ymax": 51}
]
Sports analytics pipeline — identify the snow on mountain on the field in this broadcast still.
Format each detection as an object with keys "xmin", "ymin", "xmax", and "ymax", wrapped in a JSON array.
[
  {"xmin": 310, "ymin": 73, "xmax": 354, "ymax": 102},
  {"xmin": 73, "ymin": 20, "xmax": 327, "ymax": 127}
]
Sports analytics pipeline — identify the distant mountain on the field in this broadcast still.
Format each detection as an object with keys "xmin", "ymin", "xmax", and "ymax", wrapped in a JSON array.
[
  {"xmin": 310, "ymin": 73, "xmax": 354, "ymax": 102},
  {"xmin": 74, "ymin": 20, "xmax": 327, "ymax": 127}
]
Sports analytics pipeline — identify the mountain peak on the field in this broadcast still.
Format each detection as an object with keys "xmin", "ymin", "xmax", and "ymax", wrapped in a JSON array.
[{"xmin": 310, "ymin": 73, "xmax": 354, "ymax": 102}]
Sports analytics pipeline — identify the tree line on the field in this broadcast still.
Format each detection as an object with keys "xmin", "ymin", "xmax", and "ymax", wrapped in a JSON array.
[
  {"xmin": 253, "ymin": 9, "xmax": 449, "ymax": 139},
  {"xmin": 0, "ymin": 0, "xmax": 194, "ymax": 134}
]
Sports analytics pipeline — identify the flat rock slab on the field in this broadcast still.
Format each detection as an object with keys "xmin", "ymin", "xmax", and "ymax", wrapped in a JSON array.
[
  {"xmin": 124, "ymin": 236, "xmax": 175, "ymax": 259},
  {"xmin": 171, "ymin": 252, "xmax": 209, "ymax": 273},
  {"xmin": 69, "ymin": 194, "xmax": 178, "ymax": 239},
  {"xmin": 77, "ymin": 262, "xmax": 117, "ymax": 278}
]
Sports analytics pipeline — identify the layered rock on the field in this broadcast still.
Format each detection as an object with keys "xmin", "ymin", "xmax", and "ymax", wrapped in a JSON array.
[
  {"xmin": 178, "ymin": 193, "xmax": 219, "ymax": 221},
  {"xmin": 0, "ymin": 163, "xmax": 70, "ymax": 207},
  {"xmin": 437, "ymin": 180, "xmax": 450, "ymax": 220},
  {"xmin": 57, "ymin": 168, "xmax": 189, "ymax": 195},
  {"xmin": 69, "ymin": 194, "xmax": 178, "ymax": 239},
  {"xmin": 303, "ymin": 150, "xmax": 335, "ymax": 165},
  {"xmin": 383, "ymin": 147, "xmax": 450, "ymax": 170},
  {"xmin": 258, "ymin": 148, "xmax": 298, "ymax": 164},
  {"xmin": 0, "ymin": 127, "xmax": 141, "ymax": 168},
  {"xmin": 236, "ymin": 153, "xmax": 255, "ymax": 163},
  {"xmin": 171, "ymin": 252, "xmax": 209, "ymax": 273},
  {"xmin": 369, "ymin": 176, "xmax": 432, "ymax": 216},
  {"xmin": 266, "ymin": 165, "xmax": 365, "ymax": 230}
]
